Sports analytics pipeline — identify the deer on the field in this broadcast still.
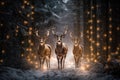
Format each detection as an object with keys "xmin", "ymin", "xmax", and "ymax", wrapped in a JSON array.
[
  {"xmin": 70, "ymin": 32, "xmax": 82, "ymax": 68},
  {"xmin": 35, "ymin": 30, "xmax": 51, "ymax": 70},
  {"xmin": 52, "ymin": 27, "xmax": 68, "ymax": 69}
]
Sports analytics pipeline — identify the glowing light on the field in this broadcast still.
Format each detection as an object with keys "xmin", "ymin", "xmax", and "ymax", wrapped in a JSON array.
[
  {"xmin": 117, "ymin": 47, "xmax": 119, "ymax": 50},
  {"xmin": 108, "ymin": 46, "xmax": 111, "ymax": 49},
  {"xmin": 92, "ymin": 14, "xmax": 95, "ymax": 18},
  {"xmin": 21, "ymin": 5, "xmax": 25, "ymax": 9},
  {"xmin": 97, "ymin": 27, "xmax": 100, "ymax": 31},
  {"xmin": 29, "ymin": 27, "xmax": 32, "ymax": 30},
  {"xmin": 43, "ymin": 65, "xmax": 47, "ymax": 71},
  {"xmin": 27, "ymin": 14, "xmax": 30, "ymax": 17},
  {"xmin": 6, "ymin": 35, "xmax": 10, "ymax": 39},
  {"xmin": 31, "ymin": 5, "xmax": 34, "ymax": 9},
  {"xmin": 109, "ymin": 17, "xmax": 112, "ymax": 21},
  {"xmin": 28, "ymin": 31, "xmax": 32, "ymax": 35},
  {"xmin": 21, "ymin": 54, "xmax": 24, "ymax": 57},
  {"xmin": 117, "ymin": 27, "xmax": 120, "ymax": 31},
  {"xmin": 109, "ymin": 24, "xmax": 112, "ymax": 28},
  {"xmin": 1, "ymin": 2, "xmax": 5, "ymax": 5},
  {"xmin": 28, "ymin": 39, "xmax": 32, "ymax": 43},
  {"xmin": 19, "ymin": 10, "xmax": 22, "ymax": 13},
  {"xmin": 97, "ymin": 20, "xmax": 100, "ymax": 23},
  {"xmin": 88, "ymin": 20, "xmax": 93, "ymax": 23},
  {"xmin": 90, "ymin": 31, "xmax": 93, "ymax": 35},
  {"xmin": 26, "ymin": 48, "xmax": 29, "ymax": 51},
  {"xmin": 31, "ymin": 11, "xmax": 34, "ymax": 15},
  {"xmin": 2, "ymin": 50, "xmax": 5, "ymax": 54},
  {"xmin": 35, "ymin": 65, "xmax": 39, "ymax": 69},
  {"xmin": 109, "ymin": 8, "xmax": 112, "ymax": 12},
  {"xmin": 21, "ymin": 41, "xmax": 24, "ymax": 44},
  {"xmin": 87, "ymin": 11, "xmax": 90, "ymax": 14},
  {"xmin": 96, "ymin": 42, "xmax": 100, "ymax": 47},
  {"xmin": 91, "ymin": 6, "xmax": 94, "ymax": 9},
  {"xmin": 24, "ymin": 0, "xmax": 27, "ymax": 4},
  {"xmin": 103, "ymin": 34, "xmax": 107, "ymax": 37},
  {"xmin": 27, "ymin": 2, "xmax": 30, "ymax": 5},
  {"xmin": 15, "ymin": 29, "xmax": 19, "ymax": 33},
  {"xmin": 24, "ymin": 21, "xmax": 28, "ymax": 25},
  {"xmin": 86, "ymin": 30, "xmax": 89, "ymax": 34},
  {"xmin": 30, "ymin": 43, "xmax": 34, "ymax": 46},
  {"xmin": 109, "ymin": 37, "xmax": 112, "ymax": 41},
  {"xmin": 1, "ymin": 24, "xmax": 3, "ymax": 26},
  {"xmin": 34, "ymin": 55, "xmax": 37, "ymax": 59},
  {"xmin": 90, "ymin": 26, "xmax": 93, "ymax": 29},
  {"xmin": 103, "ymin": 46, "xmax": 107, "ymax": 51},
  {"xmin": 94, "ymin": 59, "xmax": 97, "ymax": 63},
  {"xmin": 97, "ymin": 34, "xmax": 100, "ymax": 38},
  {"xmin": 97, "ymin": 52, "xmax": 100, "ymax": 56},
  {"xmin": 0, "ymin": 59, "xmax": 3, "ymax": 63},
  {"xmin": 109, "ymin": 31, "xmax": 112, "ymax": 34}
]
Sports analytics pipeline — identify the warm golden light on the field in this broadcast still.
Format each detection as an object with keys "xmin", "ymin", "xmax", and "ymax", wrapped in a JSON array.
[
  {"xmin": 109, "ymin": 24, "xmax": 112, "ymax": 28},
  {"xmin": 6, "ymin": 35, "xmax": 10, "ymax": 39},
  {"xmin": 109, "ymin": 37, "xmax": 112, "ymax": 41},
  {"xmin": 97, "ymin": 27, "xmax": 100, "ymax": 31},
  {"xmin": 27, "ymin": 14, "xmax": 30, "ymax": 17},
  {"xmin": 97, "ymin": 52, "xmax": 100, "ymax": 56},
  {"xmin": 2, "ymin": 50, "xmax": 5, "ymax": 54},
  {"xmin": 24, "ymin": 20, "xmax": 28, "ymax": 25},
  {"xmin": 92, "ymin": 14, "xmax": 95, "ymax": 18},
  {"xmin": 109, "ymin": 17, "xmax": 112, "ymax": 21},
  {"xmin": 21, "ymin": 41, "xmax": 24, "ymax": 44},
  {"xmin": 0, "ymin": 59, "xmax": 3, "ymax": 63},
  {"xmin": 88, "ymin": 20, "xmax": 93, "ymax": 23},
  {"xmin": 109, "ymin": 8, "xmax": 112, "ymax": 12},
  {"xmin": 109, "ymin": 31, "xmax": 112, "ymax": 34},
  {"xmin": 21, "ymin": 5, "xmax": 25, "ymax": 9},
  {"xmin": 103, "ymin": 34, "xmax": 107, "ymax": 37},
  {"xmin": 21, "ymin": 54, "xmax": 24, "ymax": 57},
  {"xmin": 1, "ymin": 2, "xmax": 5, "ymax": 5},
  {"xmin": 117, "ymin": 27, "xmax": 120, "ymax": 31},
  {"xmin": 97, "ymin": 34, "xmax": 100, "ymax": 38},
  {"xmin": 103, "ymin": 46, "xmax": 107, "ymax": 51},
  {"xmin": 96, "ymin": 42, "xmax": 100, "ymax": 47},
  {"xmin": 97, "ymin": 20, "xmax": 100, "ymax": 23},
  {"xmin": 91, "ymin": 6, "xmax": 94, "ymax": 9}
]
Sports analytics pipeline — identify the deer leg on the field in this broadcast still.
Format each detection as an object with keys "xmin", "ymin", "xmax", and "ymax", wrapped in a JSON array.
[
  {"xmin": 46, "ymin": 56, "xmax": 50, "ymax": 69},
  {"xmin": 39, "ymin": 57, "xmax": 42, "ymax": 69},
  {"xmin": 62, "ymin": 55, "xmax": 66, "ymax": 69},
  {"xmin": 61, "ymin": 56, "xmax": 63, "ymax": 69},
  {"xmin": 57, "ymin": 56, "xmax": 60, "ymax": 69},
  {"xmin": 74, "ymin": 56, "xmax": 77, "ymax": 68},
  {"xmin": 41, "ymin": 57, "xmax": 45, "ymax": 70}
]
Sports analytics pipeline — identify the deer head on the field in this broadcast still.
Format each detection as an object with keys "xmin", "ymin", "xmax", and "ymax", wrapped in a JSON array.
[
  {"xmin": 70, "ymin": 32, "xmax": 81, "ymax": 46},
  {"xmin": 35, "ymin": 30, "xmax": 50, "ymax": 46},
  {"xmin": 52, "ymin": 26, "xmax": 68, "ymax": 45}
]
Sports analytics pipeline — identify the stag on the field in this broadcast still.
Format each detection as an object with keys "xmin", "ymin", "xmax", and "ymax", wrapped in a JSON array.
[
  {"xmin": 70, "ymin": 33, "xmax": 82, "ymax": 68},
  {"xmin": 35, "ymin": 30, "xmax": 51, "ymax": 70},
  {"xmin": 52, "ymin": 27, "xmax": 68, "ymax": 69}
]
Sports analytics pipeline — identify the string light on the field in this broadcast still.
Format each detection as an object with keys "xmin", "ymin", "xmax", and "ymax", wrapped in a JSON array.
[
  {"xmin": 6, "ymin": 35, "xmax": 10, "ymax": 39},
  {"xmin": 96, "ymin": 42, "xmax": 100, "ymax": 47},
  {"xmin": 24, "ymin": 20, "xmax": 28, "ymax": 25},
  {"xmin": 0, "ymin": 59, "xmax": 3, "ymax": 63},
  {"xmin": 97, "ymin": 20, "xmax": 100, "ymax": 23},
  {"xmin": 1, "ymin": 2, "xmax": 5, "ymax": 5},
  {"xmin": 117, "ymin": 27, "xmax": 120, "ymax": 31},
  {"xmin": 2, "ymin": 50, "xmax": 5, "ymax": 54}
]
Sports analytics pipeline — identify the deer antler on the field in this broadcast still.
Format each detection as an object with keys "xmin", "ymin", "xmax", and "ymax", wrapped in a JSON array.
[
  {"xmin": 52, "ymin": 27, "xmax": 57, "ymax": 37},
  {"xmin": 62, "ymin": 25, "xmax": 68, "ymax": 37}
]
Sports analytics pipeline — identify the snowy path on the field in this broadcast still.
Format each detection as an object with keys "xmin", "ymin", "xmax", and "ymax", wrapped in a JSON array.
[{"xmin": 0, "ymin": 66, "xmax": 119, "ymax": 80}]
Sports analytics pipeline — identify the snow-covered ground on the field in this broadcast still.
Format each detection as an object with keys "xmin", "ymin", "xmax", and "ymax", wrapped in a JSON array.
[{"xmin": 0, "ymin": 63, "xmax": 119, "ymax": 80}]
